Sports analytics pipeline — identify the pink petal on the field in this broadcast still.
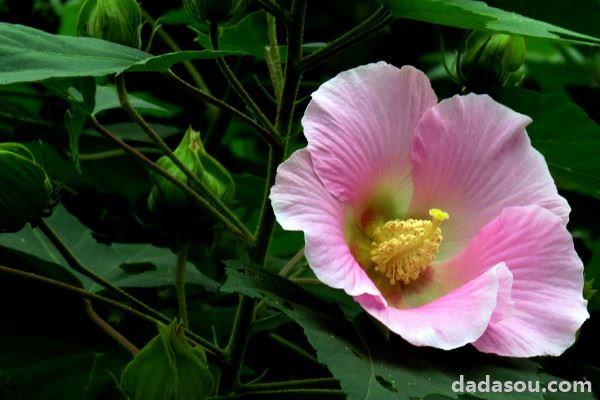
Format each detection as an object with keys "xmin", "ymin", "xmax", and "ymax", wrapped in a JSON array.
[
  {"xmin": 436, "ymin": 206, "xmax": 588, "ymax": 357},
  {"xmin": 408, "ymin": 94, "xmax": 569, "ymax": 258},
  {"xmin": 355, "ymin": 264, "xmax": 511, "ymax": 350},
  {"xmin": 270, "ymin": 149, "xmax": 380, "ymax": 297},
  {"xmin": 303, "ymin": 62, "xmax": 437, "ymax": 207}
]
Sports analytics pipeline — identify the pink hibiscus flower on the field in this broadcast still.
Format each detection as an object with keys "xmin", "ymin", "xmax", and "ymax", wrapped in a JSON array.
[{"xmin": 270, "ymin": 62, "xmax": 589, "ymax": 357}]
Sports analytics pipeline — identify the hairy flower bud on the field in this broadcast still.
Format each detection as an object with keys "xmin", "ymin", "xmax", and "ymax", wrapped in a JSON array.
[
  {"xmin": 457, "ymin": 31, "xmax": 526, "ymax": 90},
  {"xmin": 77, "ymin": 0, "xmax": 142, "ymax": 48},
  {"xmin": 183, "ymin": 0, "xmax": 249, "ymax": 25},
  {"xmin": 121, "ymin": 321, "xmax": 214, "ymax": 400},
  {"xmin": 148, "ymin": 127, "xmax": 234, "ymax": 219},
  {"xmin": 0, "ymin": 143, "xmax": 53, "ymax": 232}
]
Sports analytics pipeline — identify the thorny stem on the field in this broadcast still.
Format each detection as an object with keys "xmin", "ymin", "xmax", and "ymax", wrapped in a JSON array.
[
  {"xmin": 0, "ymin": 264, "xmax": 223, "ymax": 357},
  {"xmin": 301, "ymin": 6, "xmax": 394, "ymax": 71},
  {"xmin": 85, "ymin": 300, "xmax": 140, "ymax": 355},
  {"xmin": 90, "ymin": 116, "xmax": 254, "ymax": 243}
]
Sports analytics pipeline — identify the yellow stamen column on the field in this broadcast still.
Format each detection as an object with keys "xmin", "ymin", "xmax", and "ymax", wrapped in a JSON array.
[{"xmin": 370, "ymin": 209, "xmax": 449, "ymax": 285}]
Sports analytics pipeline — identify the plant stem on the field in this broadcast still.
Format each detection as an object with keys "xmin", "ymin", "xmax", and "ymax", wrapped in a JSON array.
[
  {"xmin": 37, "ymin": 219, "xmax": 166, "ymax": 323},
  {"xmin": 240, "ymin": 378, "xmax": 339, "ymax": 391},
  {"xmin": 75, "ymin": 147, "xmax": 162, "ymax": 161},
  {"xmin": 278, "ymin": 247, "xmax": 305, "ymax": 277},
  {"xmin": 301, "ymin": 6, "xmax": 394, "ymax": 71},
  {"xmin": 265, "ymin": 13, "xmax": 284, "ymax": 103},
  {"xmin": 164, "ymin": 71, "xmax": 281, "ymax": 147},
  {"xmin": 0, "ymin": 264, "xmax": 223, "ymax": 356},
  {"xmin": 116, "ymin": 75, "xmax": 250, "ymax": 237},
  {"xmin": 251, "ymin": 145, "xmax": 285, "ymax": 262},
  {"xmin": 221, "ymin": 295, "xmax": 255, "ymax": 391},
  {"xmin": 85, "ymin": 300, "xmax": 140, "ymax": 355},
  {"xmin": 255, "ymin": 0, "xmax": 307, "ymax": 259},
  {"xmin": 208, "ymin": 22, "xmax": 277, "ymax": 137},
  {"xmin": 90, "ymin": 116, "xmax": 254, "ymax": 243},
  {"xmin": 209, "ymin": 388, "xmax": 345, "ymax": 399},
  {"xmin": 269, "ymin": 332, "xmax": 319, "ymax": 365},
  {"xmin": 275, "ymin": 0, "xmax": 306, "ymax": 136},
  {"xmin": 252, "ymin": 0, "xmax": 292, "ymax": 25},
  {"xmin": 175, "ymin": 239, "xmax": 189, "ymax": 328},
  {"xmin": 290, "ymin": 277, "xmax": 322, "ymax": 285},
  {"xmin": 140, "ymin": 9, "xmax": 216, "ymax": 114},
  {"xmin": 220, "ymin": 0, "xmax": 307, "ymax": 391},
  {"xmin": 0, "ymin": 264, "xmax": 156, "ymax": 322}
]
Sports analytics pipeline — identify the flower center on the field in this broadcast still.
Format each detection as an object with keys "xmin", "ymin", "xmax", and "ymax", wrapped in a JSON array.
[{"xmin": 370, "ymin": 208, "xmax": 449, "ymax": 285}]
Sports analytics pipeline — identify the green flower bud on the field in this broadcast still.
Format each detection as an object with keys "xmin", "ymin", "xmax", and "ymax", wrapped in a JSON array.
[
  {"xmin": 77, "ymin": 0, "xmax": 142, "ymax": 48},
  {"xmin": 0, "ymin": 143, "xmax": 53, "ymax": 233},
  {"xmin": 121, "ymin": 321, "xmax": 214, "ymax": 400},
  {"xmin": 148, "ymin": 127, "xmax": 234, "ymax": 218},
  {"xmin": 457, "ymin": 31, "xmax": 526, "ymax": 90},
  {"xmin": 183, "ymin": 0, "xmax": 249, "ymax": 25}
]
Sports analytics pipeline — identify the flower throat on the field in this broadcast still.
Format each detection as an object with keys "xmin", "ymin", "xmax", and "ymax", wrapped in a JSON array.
[{"xmin": 370, "ymin": 209, "xmax": 449, "ymax": 285}]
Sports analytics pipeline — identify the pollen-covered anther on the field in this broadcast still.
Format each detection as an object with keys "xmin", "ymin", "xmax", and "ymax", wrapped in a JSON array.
[{"xmin": 370, "ymin": 208, "xmax": 449, "ymax": 285}]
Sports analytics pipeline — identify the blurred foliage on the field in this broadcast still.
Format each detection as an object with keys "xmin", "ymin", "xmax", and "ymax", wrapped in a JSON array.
[{"xmin": 0, "ymin": 0, "xmax": 599, "ymax": 399}]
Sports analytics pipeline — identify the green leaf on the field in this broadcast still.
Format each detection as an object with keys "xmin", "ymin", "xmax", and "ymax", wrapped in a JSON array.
[
  {"xmin": 195, "ymin": 11, "xmax": 324, "ymax": 61},
  {"xmin": 523, "ymin": 38, "xmax": 592, "ymax": 93},
  {"xmin": 0, "ymin": 332, "xmax": 126, "ymax": 400},
  {"xmin": 494, "ymin": 88, "xmax": 600, "ymax": 200},
  {"xmin": 0, "ymin": 22, "xmax": 146, "ymax": 84},
  {"xmin": 93, "ymin": 85, "xmax": 181, "ymax": 117},
  {"xmin": 196, "ymin": 11, "xmax": 268, "ymax": 59},
  {"xmin": 54, "ymin": 0, "xmax": 86, "ymax": 36},
  {"xmin": 158, "ymin": 7, "xmax": 196, "ymax": 26},
  {"xmin": 222, "ymin": 263, "xmax": 589, "ymax": 400},
  {"xmin": 380, "ymin": 0, "xmax": 600, "ymax": 46},
  {"xmin": 44, "ymin": 77, "xmax": 97, "ymax": 168},
  {"xmin": 490, "ymin": 0, "xmax": 600, "ymax": 38},
  {"xmin": 0, "ymin": 22, "xmax": 243, "ymax": 85},
  {"xmin": 126, "ymin": 49, "xmax": 244, "ymax": 73},
  {"xmin": 0, "ymin": 206, "xmax": 220, "ymax": 292}
]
